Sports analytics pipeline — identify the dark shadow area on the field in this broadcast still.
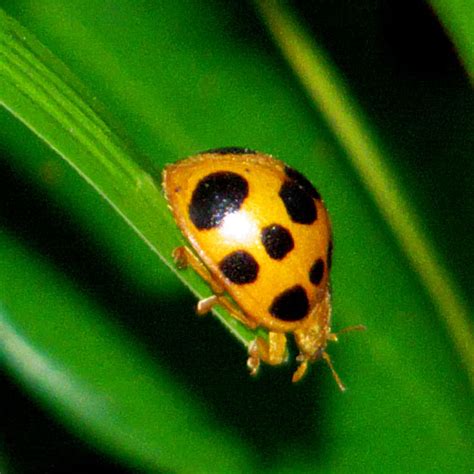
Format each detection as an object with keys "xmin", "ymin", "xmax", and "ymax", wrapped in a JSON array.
[
  {"xmin": 294, "ymin": 0, "xmax": 466, "ymax": 79},
  {"xmin": 0, "ymin": 370, "xmax": 141, "ymax": 473},
  {"xmin": 0, "ymin": 151, "xmax": 326, "ymax": 469},
  {"xmin": 292, "ymin": 0, "xmax": 474, "ymax": 306},
  {"xmin": 382, "ymin": 0, "xmax": 462, "ymax": 77}
]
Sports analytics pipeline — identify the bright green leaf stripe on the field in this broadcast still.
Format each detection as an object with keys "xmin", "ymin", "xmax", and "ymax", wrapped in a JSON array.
[
  {"xmin": 430, "ymin": 0, "xmax": 474, "ymax": 80},
  {"xmin": 0, "ymin": 231, "xmax": 251, "ymax": 472},
  {"xmin": 0, "ymin": 9, "xmax": 257, "ymax": 347},
  {"xmin": 0, "ymin": 14, "xmax": 137, "ymax": 182},
  {"xmin": 255, "ymin": 0, "xmax": 474, "ymax": 385}
]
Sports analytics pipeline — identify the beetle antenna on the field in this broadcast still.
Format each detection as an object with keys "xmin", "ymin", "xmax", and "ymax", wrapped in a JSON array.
[
  {"xmin": 322, "ymin": 351, "xmax": 346, "ymax": 392},
  {"xmin": 323, "ymin": 324, "xmax": 364, "ymax": 391},
  {"xmin": 336, "ymin": 324, "xmax": 366, "ymax": 336}
]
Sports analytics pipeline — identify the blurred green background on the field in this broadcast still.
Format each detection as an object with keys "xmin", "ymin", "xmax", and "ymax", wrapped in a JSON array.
[{"xmin": 0, "ymin": 1, "xmax": 472, "ymax": 472}]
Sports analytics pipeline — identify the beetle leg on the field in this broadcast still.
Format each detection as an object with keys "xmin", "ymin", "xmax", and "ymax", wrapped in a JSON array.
[
  {"xmin": 173, "ymin": 246, "xmax": 257, "ymax": 328},
  {"xmin": 247, "ymin": 332, "xmax": 287, "ymax": 376},
  {"xmin": 196, "ymin": 295, "xmax": 220, "ymax": 315},
  {"xmin": 292, "ymin": 351, "xmax": 346, "ymax": 390},
  {"xmin": 196, "ymin": 294, "xmax": 257, "ymax": 329},
  {"xmin": 292, "ymin": 358, "xmax": 309, "ymax": 383},
  {"xmin": 173, "ymin": 246, "xmax": 224, "ymax": 294}
]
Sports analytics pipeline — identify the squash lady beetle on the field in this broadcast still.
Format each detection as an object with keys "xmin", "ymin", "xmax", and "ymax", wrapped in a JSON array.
[{"xmin": 163, "ymin": 148, "xmax": 363, "ymax": 390}]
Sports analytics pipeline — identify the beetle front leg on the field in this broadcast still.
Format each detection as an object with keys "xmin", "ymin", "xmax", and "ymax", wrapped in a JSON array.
[
  {"xmin": 247, "ymin": 332, "xmax": 287, "ymax": 376},
  {"xmin": 173, "ymin": 246, "xmax": 224, "ymax": 294}
]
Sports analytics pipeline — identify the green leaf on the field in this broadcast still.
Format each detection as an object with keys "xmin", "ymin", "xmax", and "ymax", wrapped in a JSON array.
[
  {"xmin": 0, "ymin": 7, "xmax": 256, "ymax": 346},
  {"xmin": 0, "ymin": 231, "xmax": 252, "ymax": 472},
  {"xmin": 0, "ymin": 1, "xmax": 472, "ymax": 472},
  {"xmin": 430, "ymin": 0, "xmax": 474, "ymax": 79}
]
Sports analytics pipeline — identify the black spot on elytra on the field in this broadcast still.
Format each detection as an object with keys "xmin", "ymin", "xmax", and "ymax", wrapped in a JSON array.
[
  {"xmin": 269, "ymin": 285, "xmax": 309, "ymax": 321},
  {"xmin": 309, "ymin": 258, "xmax": 325, "ymax": 285},
  {"xmin": 279, "ymin": 180, "xmax": 317, "ymax": 224},
  {"xmin": 201, "ymin": 147, "xmax": 257, "ymax": 155},
  {"xmin": 284, "ymin": 166, "xmax": 321, "ymax": 200},
  {"xmin": 327, "ymin": 239, "xmax": 333, "ymax": 269},
  {"xmin": 261, "ymin": 224, "xmax": 294, "ymax": 260},
  {"xmin": 219, "ymin": 250, "xmax": 259, "ymax": 284},
  {"xmin": 189, "ymin": 172, "xmax": 248, "ymax": 229}
]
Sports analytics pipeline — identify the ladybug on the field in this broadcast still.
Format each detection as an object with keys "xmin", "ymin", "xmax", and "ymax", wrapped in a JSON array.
[{"xmin": 163, "ymin": 147, "xmax": 363, "ymax": 389}]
